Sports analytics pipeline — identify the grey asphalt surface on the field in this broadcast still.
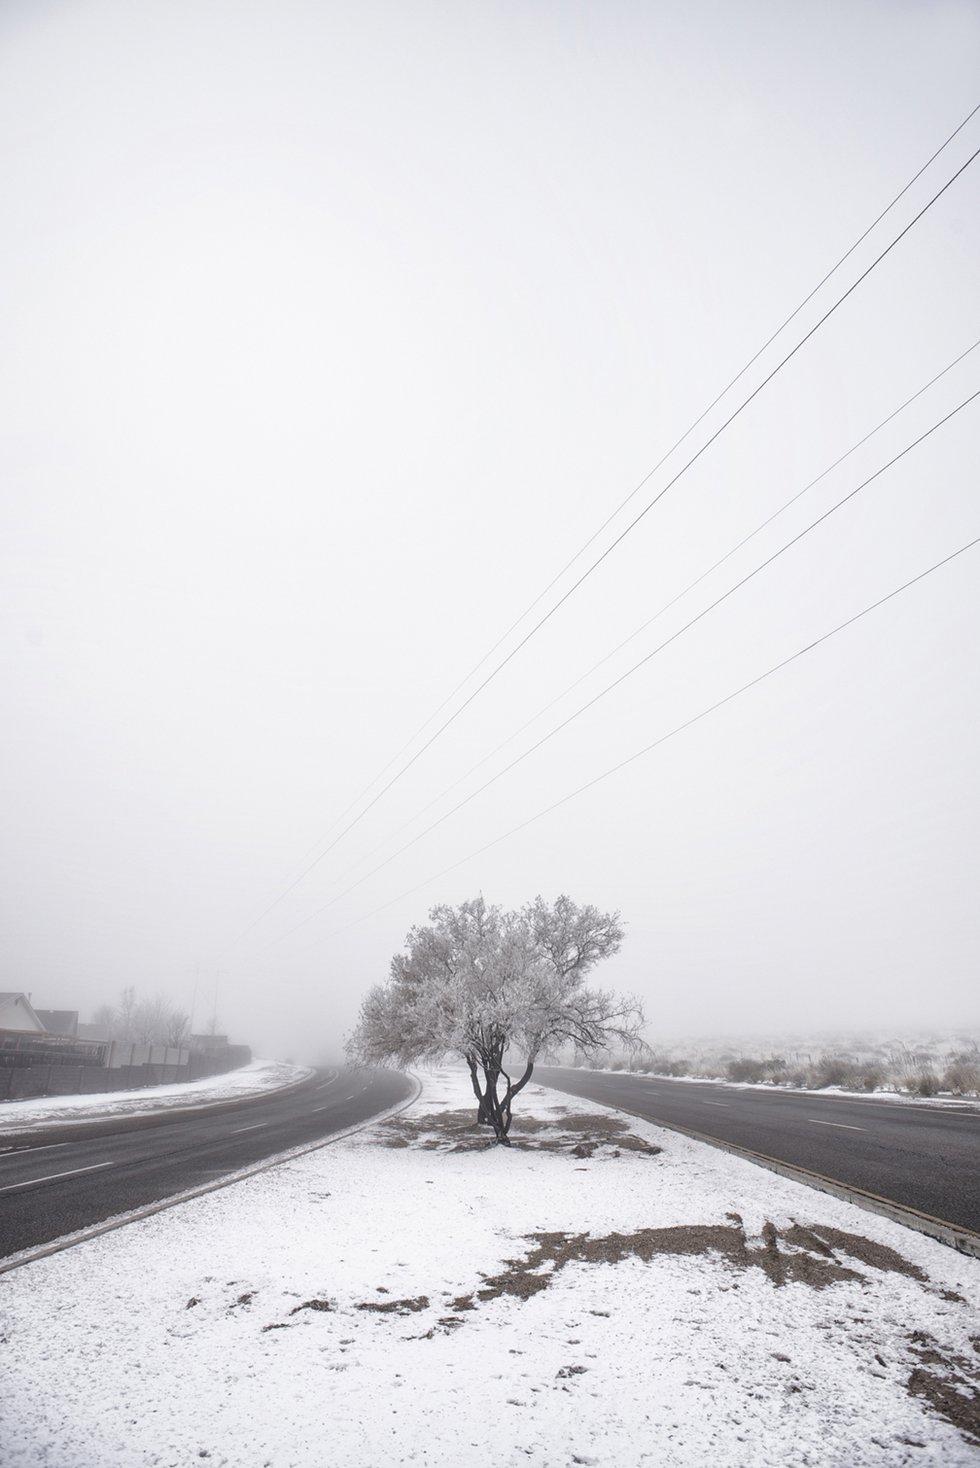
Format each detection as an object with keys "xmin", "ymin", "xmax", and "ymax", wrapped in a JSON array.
[
  {"xmin": 536, "ymin": 1067, "xmax": 980, "ymax": 1235},
  {"xmin": 0, "ymin": 1066, "xmax": 413, "ymax": 1261}
]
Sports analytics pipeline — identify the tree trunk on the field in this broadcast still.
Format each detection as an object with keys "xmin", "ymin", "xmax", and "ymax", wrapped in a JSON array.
[
  {"xmin": 473, "ymin": 1057, "xmax": 510, "ymax": 1145},
  {"xmin": 466, "ymin": 1054, "xmax": 493, "ymax": 1125},
  {"xmin": 486, "ymin": 1092, "xmax": 511, "ymax": 1145},
  {"xmin": 510, "ymin": 1058, "xmax": 534, "ymax": 1099},
  {"xmin": 466, "ymin": 1048, "xmax": 536, "ymax": 1145}
]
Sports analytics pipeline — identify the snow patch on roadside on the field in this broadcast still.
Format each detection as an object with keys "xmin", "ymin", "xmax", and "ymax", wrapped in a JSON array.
[{"xmin": 0, "ymin": 1060, "xmax": 313, "ymax": 1134}]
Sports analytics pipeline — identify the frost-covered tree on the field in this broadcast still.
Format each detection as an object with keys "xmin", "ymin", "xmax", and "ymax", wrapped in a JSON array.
[{"xmin": 347, "ymin": 895, "xmax": 642, "ymax": 1144}]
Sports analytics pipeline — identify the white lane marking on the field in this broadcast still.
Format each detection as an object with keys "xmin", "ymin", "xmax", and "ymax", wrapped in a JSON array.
[
  {"xmin": 312, "ymin": 1105, "xmax": 332, "ymax": 1112},
  {"xmin": 701, "ymin": 1101, "xmax": 729, "ymax": 1107},
  {"xmin": 7, "ymin": 1141, "xmax": 73, "ymax": 1153},
  {"xmin": 231, "ymin": 1124, "xmax": 266, "ymax": 1134},
  {"xmin": 0, "ymin": 1161, "xmax": 114, "ymax": 1194},
  {"xmin": 808, "ymin": 1120, "xmax": 866, "ymax": 1131}
]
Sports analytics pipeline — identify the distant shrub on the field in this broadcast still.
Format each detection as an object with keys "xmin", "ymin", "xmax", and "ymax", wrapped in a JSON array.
[
  {"xmin": 642, "ymin": 1052, "xmax": 694, "ymax": 1078},
  {"xmin": 801, "ymin": 1057, "xmax": 878, "ymax": 1091},
  {"xmin": 810, "ymin": 1057, "xmax": 852, "ymax": 1089},
  {"xmin": 943, "ymin": 1061, "xmax": 980, "ymax": 1096},
  {"xmin": 914, "ymin": 1069, "xmax": 940, "ymax": 1097},
  {"xmin": 726, "ymin": 1058, "xmax": 770, "ymax": 1084}
]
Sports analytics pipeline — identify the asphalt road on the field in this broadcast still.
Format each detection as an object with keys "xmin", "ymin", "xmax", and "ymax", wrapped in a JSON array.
[
  {"xmin": 536, "ymin": 1067, "xmax": 980, "ymax": 1235},
  {"xmin": 0, "ymin": 1066, "xmax": 413, "ymax": 1261}
]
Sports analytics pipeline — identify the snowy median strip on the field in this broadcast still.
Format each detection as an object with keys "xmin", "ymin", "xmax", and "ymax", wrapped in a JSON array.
[{"xmin": 2, "ymin": 1066, "xmax": 979, "ymax": 1467}]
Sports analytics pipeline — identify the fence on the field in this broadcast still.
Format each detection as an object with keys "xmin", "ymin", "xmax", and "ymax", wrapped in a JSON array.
[
  {"xmin": 0, "ymin": 1032, "xmax": 109, "ymax": 1068},
  {"xmin": 0, "ymin": 1045, "xmax": 252, "ymax": 1105}
]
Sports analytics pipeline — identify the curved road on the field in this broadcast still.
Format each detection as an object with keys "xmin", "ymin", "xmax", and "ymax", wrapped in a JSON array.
[
  {"xmin": 537, "ymin": 1067, "xmax": 980, "ymax": 1235},
  {"xmin": 0, "ymin": 1066, "xmax": 413, "ymax": 1262}
]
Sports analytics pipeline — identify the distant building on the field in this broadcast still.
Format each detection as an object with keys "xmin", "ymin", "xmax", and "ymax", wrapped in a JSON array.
[
  {"xmin": 34, "ymin": 1009, "xmax": 79, "ymax": 1038},
  {"xmin": 0, "ymin": 993, "xmax": 46, "ymax": 1033},
  {"xmin": 0, "ymin": 995, "xmax": 107, "ymax": 1069},
  {"xmin": 77, "ymin": 1023, "xmax": 112, "ymax": 1042}
]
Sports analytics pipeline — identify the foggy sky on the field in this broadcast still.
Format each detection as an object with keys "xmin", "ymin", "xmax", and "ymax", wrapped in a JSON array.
[{"xmin": 2, "ymin": 1, "xmax": 978, "ymax": 1062}]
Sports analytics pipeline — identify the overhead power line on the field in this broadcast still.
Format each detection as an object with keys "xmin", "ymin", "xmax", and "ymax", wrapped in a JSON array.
[
  {"xmin": 304, "ymin": 98, "xmax": 980, "ymax": 841},
  {"xmin": 313, "ymin": 533, "xmax": 980, "ymax": 942},
  {"xmin": 268, "ymin": 385, "xmax": 979, "ymax": 941},
  {"xmin": 400, "ymin": 100, "xmax": 980, "ymax": 698},
  {"xmin": 243, "ymin": 112, "xmax": 980, "ymax": 934},
  {"xmin": 337, "ymin": 337, "xmax": 980, "ymax": 860}
]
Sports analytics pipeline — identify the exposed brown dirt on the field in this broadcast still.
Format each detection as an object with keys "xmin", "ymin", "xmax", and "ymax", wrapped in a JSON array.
[
  {"xmin": 356, "ymin": 1295, "xmax": 430, "ymax": 1315},
  {"xmin": 289, "ymin": 1298, "xmax": 334, "ymax": 1315},
  {"xmin": 378, "ymin": 1111, "xmax": 489, "ymax": 1152},
  {"xmin": 798, "ymin": 1224, "xmax": 928, "ymax": 1282},
  {"xmin": 375, "ymin": 1108, "xmax": 660, "ymax": 1158},
  {"xmin": 447, "ymin": 1215, "xmax": 932, "ymax": 1314},
  {"xmin": 907, "ymin": 1344, "xmax": 980, "ymax": 1447}
]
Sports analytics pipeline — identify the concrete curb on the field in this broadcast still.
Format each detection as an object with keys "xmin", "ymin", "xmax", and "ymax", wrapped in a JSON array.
[{"xmin": 0, "ymin": 1072, "xmax": 422, "ymax": 1277}]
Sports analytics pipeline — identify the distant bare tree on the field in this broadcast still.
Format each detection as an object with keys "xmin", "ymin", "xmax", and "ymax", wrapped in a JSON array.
[
  {"xmin": 92, "ymin": 990, "xmax": 191, "ymax": 1048},
  {"xmin": 132, "ymin": 996, "xmax": 170, "ymax": 1045},
  {"xmin": 92, "ymin": 1002, "xmax": 116, "ymax": 1033},
  {"xmin": 348, "ymin": 895, "xmax": 642, "ymax": 1145},
  {"xmin": 163, "ymin": 1009, "xmax": 190, "ymax": 1049},
  {"xmin": 117, "ymin": 985, "xmax": 137, "ymax": 1041}
]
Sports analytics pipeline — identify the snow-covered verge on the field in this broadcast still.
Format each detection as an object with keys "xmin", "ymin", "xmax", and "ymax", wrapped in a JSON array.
[
  {"xmin": 578, "ymin": 1065, "xmax": 980, "ymax": 1110},
  {"xmin": 1, "ymin": 1069, "xmax": 978, "ymax": 1468},
  {"xmin": 602, "ymin": 1031, "xmax": 980, "ymax": 1101},
  {"xmin": 0, "ymin": 1060, "xmax": 313, "ymax": 1134}
]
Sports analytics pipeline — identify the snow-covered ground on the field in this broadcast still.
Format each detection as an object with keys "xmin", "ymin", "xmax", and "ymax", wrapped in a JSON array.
[
  {"xmin": 0, "ymin": 1059, "xmax": 313, "ymax": 1134},
  {"xmin": 2, "ymin": 1067, "xmax": 978, "ymax": 1467}
]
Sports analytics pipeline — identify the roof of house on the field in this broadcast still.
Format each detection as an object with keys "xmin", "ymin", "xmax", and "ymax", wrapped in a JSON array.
[
  {"xmin": 34, "ymin": 1009, "xmax": 79, "ymax": 1037},
  {"xmin": 0, "ymin": 992, "xmax": 47, "ymax": 1032}
]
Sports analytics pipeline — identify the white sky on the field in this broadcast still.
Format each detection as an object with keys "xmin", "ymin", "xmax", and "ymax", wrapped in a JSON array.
[{"xmin": 2, "ymin": 0, "xmax": 978, "ymax": 1061}]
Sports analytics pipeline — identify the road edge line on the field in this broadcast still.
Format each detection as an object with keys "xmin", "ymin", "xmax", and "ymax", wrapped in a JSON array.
[{"xmin": 0, "ymin": 1071, "xmax": 422, "ymax": 1277}]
